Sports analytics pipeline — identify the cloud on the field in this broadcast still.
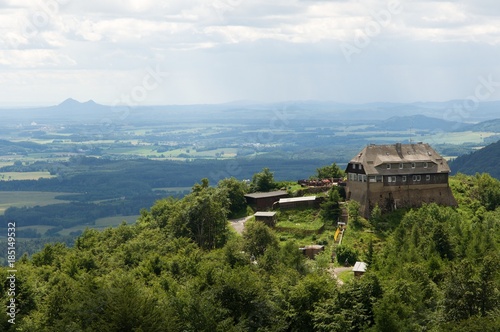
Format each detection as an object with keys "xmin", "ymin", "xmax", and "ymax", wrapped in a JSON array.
[{"xmin": 0, "ymin": 0, "xmax": 500, "ymax": 105}]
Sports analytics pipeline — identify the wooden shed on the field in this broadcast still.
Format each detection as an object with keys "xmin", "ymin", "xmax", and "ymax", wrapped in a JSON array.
[
  {"xmin": 353, "ymin": 261, "xmax": 367, "ymax": 277},
  {"xmin": 254, "ymin": 211, "xmax": 277, "ymax": 227},
  {"xmin": 244, "ymin": 190, "xmax": 289, "ymax": 211},
  {"xmin": 299, "ymin": 245, "xmax": 325, "ymax": 259}
]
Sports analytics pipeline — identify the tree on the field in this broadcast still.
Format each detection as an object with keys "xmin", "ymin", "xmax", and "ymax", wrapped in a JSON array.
[
  {"xmin": 347, "ymin": 200, "xmax": 362, "ymax": 229},
  {"xmin": 316, "ymin": 163, "xmax": 344, "ymax": 179},
  {"xmin": 320, "ymin": 188, "xmax": 341, "ymax": 222},
  {"xmin": 243, "ymin": 220, "xmax": 279, "ymax": 257},
  {"xmin": 475, "ymin": 173, "xmax": 500, "ymax": 211},
  {"xmin": 179, "ymin": 181, "xmax": 230, "ymax": 249},
  {"xmin": 335, "ymin": 245, "xmax": 358, "ymax": 266},
  {"xmin": 370, "ymin": 203, "xmax": 382, "ymax": 227},
  {"xmin": 156, "ymin": 178, "xmax": 230, "ymax": 250},
  {"xmin": 217, "ymin": 177, "xmax": 249, "ymax": 218},
  {"xmin": 250, "ymin": 168, "xmax": 276, "ymax": 192}
]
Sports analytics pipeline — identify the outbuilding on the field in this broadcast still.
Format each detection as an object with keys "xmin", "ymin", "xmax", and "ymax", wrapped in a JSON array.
[
  {"xmin": 278, "ymin": 196, "xmax": 318, "ymax": 210},
  {"xmin": 244, "ymin": 190, "xmax": 289, "ymax": 211},
  {"xmin": 299, "ymin": 245, "xmax": 325, "ymax": 259},
  {"xmin": 353, "ymin": 261, "xmax": 367, "ymax": 277},
  {"xmin": 254, "ymin": 211, "xmax": 277, "ymax": 227}
]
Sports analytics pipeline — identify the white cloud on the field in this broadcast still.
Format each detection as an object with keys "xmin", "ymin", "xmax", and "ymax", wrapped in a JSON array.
[{"xmin": 1, "ymin": 0, "xmax": 500, "ymax": 105}]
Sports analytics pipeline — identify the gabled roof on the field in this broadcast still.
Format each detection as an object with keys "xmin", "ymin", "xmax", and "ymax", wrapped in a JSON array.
[
  {"xmin": 353, "ymin": 261, "xmax": 367, "ymax": 273},
  {"xmin": 348, "ymin": 143, "xmax": 450, "ymax": 175}
]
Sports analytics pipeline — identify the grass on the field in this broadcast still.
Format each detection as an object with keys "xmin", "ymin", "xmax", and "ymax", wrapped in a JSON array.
[
  {"xmin": 276, "ymin": 219, "xmax": 324, "ymax": 231},
  {"xmin": 0, "ymin": 191, "xmax": 74, "ymax": 215},
  {"xmin": 337, "ymin": 269, "xmax": 355, "ymax": 284},
  {"xmin": 340, "ymin": 221, "xmax": 385, "ymax": 262},
  {"xmin": 0, "ymin": 172, "xmax": 55, "ymax": 181},
  {"xmin": 274, "ymin": 208, "xmax": 330, "ymax": 246}
]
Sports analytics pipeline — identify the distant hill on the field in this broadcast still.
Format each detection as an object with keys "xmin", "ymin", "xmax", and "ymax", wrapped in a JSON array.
[
  {"xmin": 449, "ymin": 140, "xmax": 500, "ymax": 178},
  {"xmin": 47, "ymin": 98, "xmax": 111, "ymax": 116},
  {"xmin": 461, "ymin": 118, "xmax": 500, "ymax": 132},
  {"xmin": 374, "ymin": 114, "xmax": 465, "ymax": 132}
]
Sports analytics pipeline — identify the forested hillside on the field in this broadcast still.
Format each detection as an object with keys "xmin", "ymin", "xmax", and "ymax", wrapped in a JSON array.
[
  {"xmin": 1, "ymin": 173, "xmax": 500, "ymax": 331},
  {"xmin": 450, "ymin": 140, "xmax": 500, "ymax": 178}
]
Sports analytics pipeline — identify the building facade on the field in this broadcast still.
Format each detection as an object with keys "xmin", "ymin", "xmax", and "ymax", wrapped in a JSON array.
[{"xmin": 345, "ymin": 143, "xmax": 457, "ymax": 218}]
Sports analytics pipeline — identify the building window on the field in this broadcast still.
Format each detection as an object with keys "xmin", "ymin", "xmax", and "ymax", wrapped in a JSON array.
[
  {"xmin": 424, "ymin": 162, "xmax": 428, "ymax": 168},
  {"xmin": 399, "ymin": 163, "xmax": 403, "ymax": 169},
  {"xmin": 413, "ymin": 175, "xmax": 421, "ymax": 181},
  {"xmin": 411, "ymin": 162, "xmax": 416, "ymax": 169},
  {"xmin": 426, "ymin": 175, "xmax": 431, "ymax": 181},
  {"xmin": 360, "ymin": 165, "xmax": 363, "ymax": 170},
  {"xmin": 358, "ymin": 174, "xmax": 363, "ymax": 181},
  {"xmin": 387, "ymin": 164, "xmax": 391, "ymax": 169},
  {"xmin": 376, "ymin": 176, "xmax": 383, "ymax": 182},
  {"xmin": 387, "ymin": 176, "xmax": 396, "ymax": 183},
  {"xmin": 402, "ymin": 176, "xmax": 407, "ymax": 182},
  {"xmin": 369, "ymin": 176, "xmax": 376, "ymax": 182}
]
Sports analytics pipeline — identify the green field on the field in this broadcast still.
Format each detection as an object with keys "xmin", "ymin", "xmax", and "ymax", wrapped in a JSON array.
[
  {"xmin": 0, "ymin": 191, "xmax": 74, "ymax": 214},
  {"xmin": 153, "ymin": 187, "xmax": 192, "ymax": 193},
  {"xmin": 0, "ymin": 171, "xmax": 55, "ymax": 181},
  {"xmin": 57, "ymin": 215, "xmax": 140, "ymax": 236}
]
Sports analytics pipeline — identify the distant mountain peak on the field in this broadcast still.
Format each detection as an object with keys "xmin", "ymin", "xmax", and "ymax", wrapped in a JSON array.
[
  {"xmin": 58, "ymin": 98, "xmax": 82, "ymax": 107},
  {"xmin": 52, "ymin": 98, "xmax": 108, "ymax": 113},
  {"xmin": 58, "ymin": 98, "xmax": 99, "ymax": 107}
]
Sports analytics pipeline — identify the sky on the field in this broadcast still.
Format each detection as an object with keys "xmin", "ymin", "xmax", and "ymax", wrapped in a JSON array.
[{"xmin": 1, "ymin": 0, "xmax": 500, "ymax": 106}]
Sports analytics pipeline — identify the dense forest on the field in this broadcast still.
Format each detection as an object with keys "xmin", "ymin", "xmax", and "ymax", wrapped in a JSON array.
[
  {"xmin": 450, "ymin": 140, "xmax": 500, "ymax": 179},
  {"xmin": 1, "ymin": 171, "xmax": 499, "ymax": 331},
  {"xmin": 0, "ymin": 156, "xmax": 330, "ymax": 232}
]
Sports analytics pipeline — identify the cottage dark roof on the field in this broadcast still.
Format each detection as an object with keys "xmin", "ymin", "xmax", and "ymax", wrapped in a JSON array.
[
  {"xmin": 254, "ymin": 212, "xmax": 277, "ymax": 217},
  {"xmin": 244, "ymin": 190, "xmax": 288, "ymax": 199},
  {"xmin": 349, "ymin": 143, "xmax": 450, "ymax": 175}
]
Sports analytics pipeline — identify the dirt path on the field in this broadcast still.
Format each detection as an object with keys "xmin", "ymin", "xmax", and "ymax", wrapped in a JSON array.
[
  {"xmin": 229, "ymin": 216, "xmax": 253, "ymax": 234},
  {"xmin": 329, "ymin": 266, "xmax": 352, "ymax": 286}
]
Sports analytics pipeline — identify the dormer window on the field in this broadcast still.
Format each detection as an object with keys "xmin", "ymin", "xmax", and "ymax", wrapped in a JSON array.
[
  {"xmin": 386, "ymin": 164, "xmax": 391, "ymax": 169},
  {"xmin": 411, "ymin": 162, "xmax": 416, "ymax": 169},
  {"xmin": 399, "ymin": 163, "xmax": 403, "ymax": 169}
]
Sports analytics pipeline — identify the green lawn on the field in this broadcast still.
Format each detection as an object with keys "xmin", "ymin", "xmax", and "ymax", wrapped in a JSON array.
[
  {"xmin": 337, "ymin": 269, "xmax": 354, "ymax": 284},
  {"xmin": 0, "ymin": 191, "xmax": 74, "ymax": 215},
  {"xmin": 275, "ymin": 208, "xmax": 326, "ymax": 236},
  {"xmin": 276, "ymin": 219, "xmax": 324, "ymax": 231}
]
